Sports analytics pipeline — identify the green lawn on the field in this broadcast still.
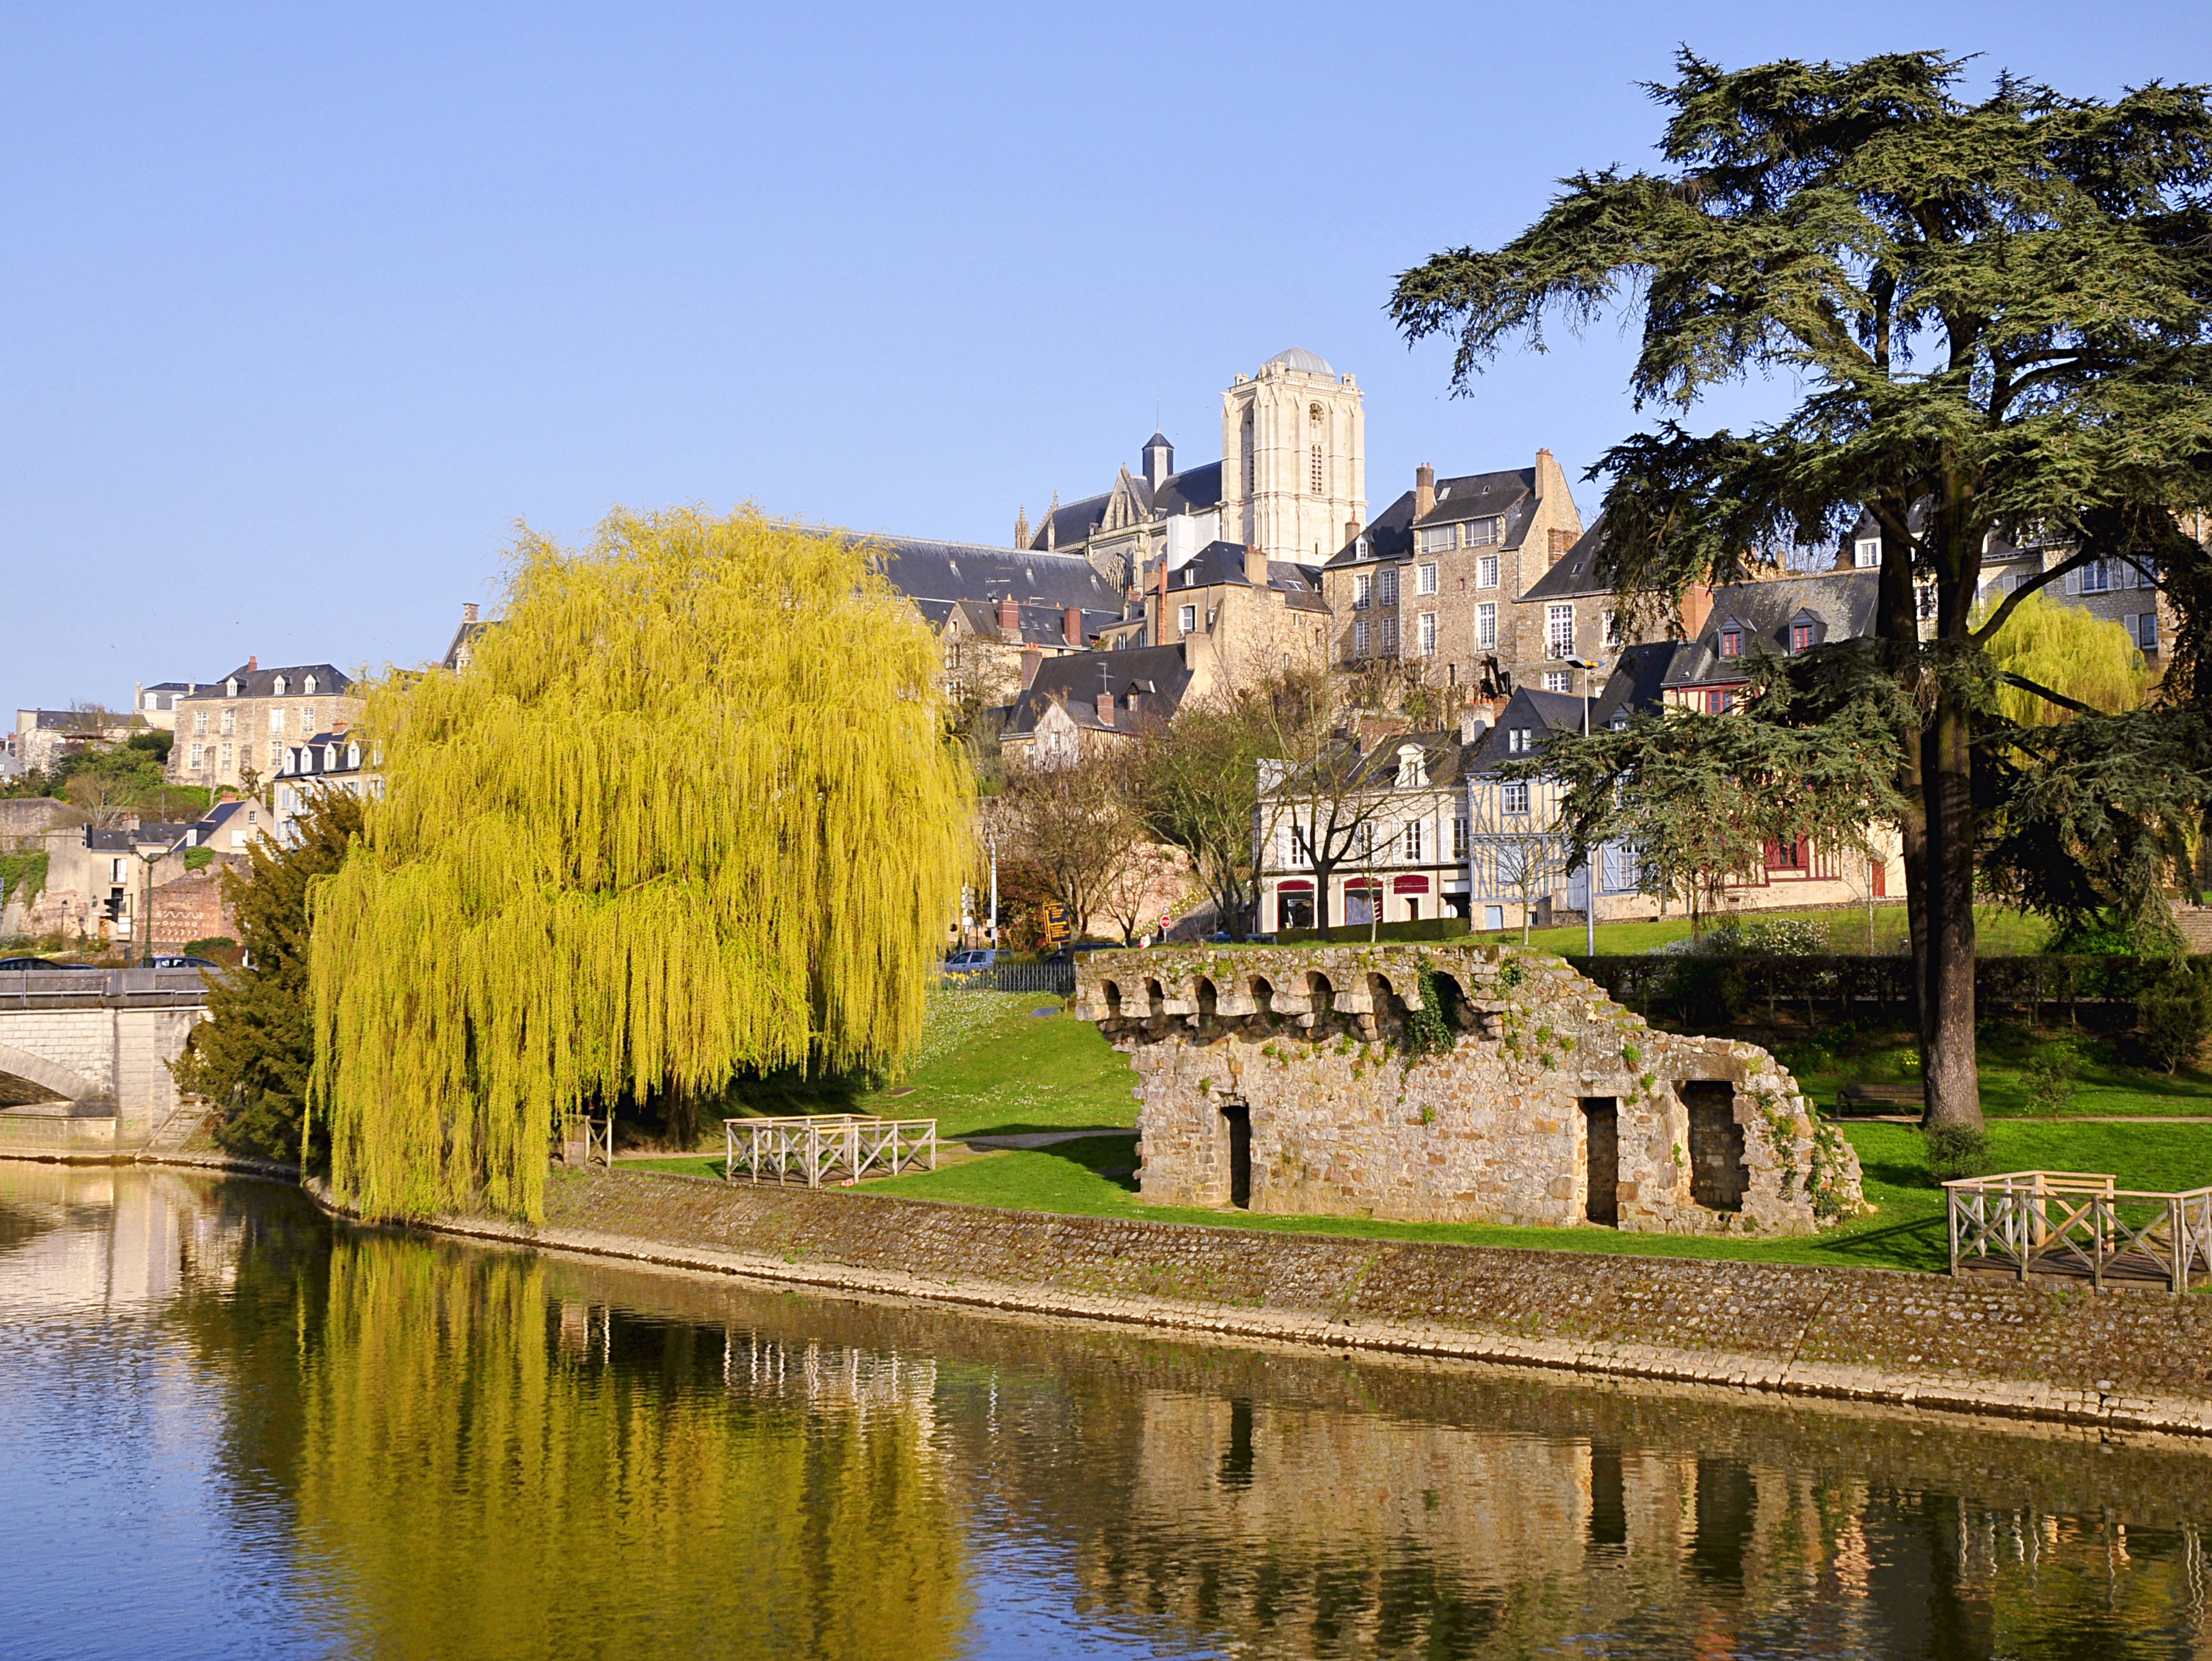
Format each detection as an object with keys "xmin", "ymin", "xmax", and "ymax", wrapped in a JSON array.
[
  {"xmin": 1773, "ymin": 1022, "xmax": 2212, "ymax": 1119},
  {"xmin": 854, "ymin": 991, "xmax": 1136, "ymax": 1138},
  {"xmin": 1505, "ymin": 902, "xmax": 2052, "ymax": 959}
]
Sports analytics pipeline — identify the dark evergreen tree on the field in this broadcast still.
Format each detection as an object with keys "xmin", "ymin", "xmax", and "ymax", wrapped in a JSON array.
[
  {"xmin": 1393, "ymin": 51, "xmax": 2212, "ymax": 1128},
  {"xmin": 172, "ymin": 791, "xmax": 365, "ymax": 1164}
]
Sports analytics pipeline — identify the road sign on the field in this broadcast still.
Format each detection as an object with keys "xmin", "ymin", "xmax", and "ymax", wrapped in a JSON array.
[{"xmin": 1042, "ymin": 902, "xmax": 1070, "ymax": 946}]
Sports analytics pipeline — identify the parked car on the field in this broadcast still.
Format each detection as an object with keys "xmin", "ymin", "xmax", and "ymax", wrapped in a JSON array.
[
  {"xmin": 941, "ymin": 949, "xmax": 1000, "ymax": 976},
  {"xmin": 0, "ymin": 957, "xmax": 104, "ymax": 971},
  {"xmin": 150, "ymin": 956, "xmax": 219, "ymax": 970}
]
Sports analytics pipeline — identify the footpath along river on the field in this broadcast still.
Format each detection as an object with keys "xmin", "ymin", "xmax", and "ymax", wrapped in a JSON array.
[{"xmin": 9, "ymin": 1163, "xmax": 2212, "ymax": 1660}]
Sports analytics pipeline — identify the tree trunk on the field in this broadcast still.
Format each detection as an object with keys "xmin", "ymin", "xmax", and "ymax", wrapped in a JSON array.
[{"xmin": 1921, "ymin": 688, "xmax": 1984, "ymax": 1130}]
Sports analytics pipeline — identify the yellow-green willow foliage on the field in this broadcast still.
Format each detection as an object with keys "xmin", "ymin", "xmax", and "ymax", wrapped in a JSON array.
[
  {"xmin": 313, "ymin": 508, "xmax": 972, "ymax": 1220},
  {"xmin": 297, "ymin": 1237, "xmax": 969, "ymax": 1660},
  {"xmin": 1979, "ymin": 591, "xmax": 2149, "ymax": 728}
]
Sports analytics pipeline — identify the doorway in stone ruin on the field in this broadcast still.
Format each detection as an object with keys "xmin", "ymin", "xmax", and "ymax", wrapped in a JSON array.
[
  {"xmin": 1220, "ymin": 1101, "xmax": 1251, "ymax": 1208},
  {"xmin": 1580, "ymin": 1097, "xmax": 1619, "ymax": 1226},
  {"xmin": 1681, "ymin": 1082, "xmax": 1747, "ymax": 1212}
]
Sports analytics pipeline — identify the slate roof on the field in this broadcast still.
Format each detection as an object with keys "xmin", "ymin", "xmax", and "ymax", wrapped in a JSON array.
[
  {"xmin": 1148, "ymin": 542, "xmax": 1330, "ymax": 613},
  {"xmin": 1521, "ymin": 517, "xmax": 1613, "ymax": 601},
  {"xmin": 1591, "ymin": 640, "xmax": 1696, "ymax": 726},
  {"xmin": 443, "ymin": 620, "xmax": 489, "ymax": 672},
  {"xmin": 204, "ymin": 664, "xmax": 355, "ymax": 699},
  {"xmin": 1467, "ymin": 688, "xmax": 1591, "ymax": 771},
  {"xmin": 1002, "ymin": 645, "xmax": 1195, "ymax": 738},
  {"xmin": 863, "ymin": 535, "xmax": 1122, "ymax": 613},
  {"xmin": 948, "ymin": 597, "xmax": 1124, "ymax": 650},
  {"xmin": 1326, "ymin": 466, "xmax": 1539, "ymax": 568},
  {"xmin": 1664, "ymin": 570, "xmax": 1879, "ymax": 690},
  {"xmin": 1343, "ymin": 729, "xmax": 1475, "ymax": 792},
  {"xmin": 1025, "ymin": 459, "xmax": 1224, "ymax": 551}
]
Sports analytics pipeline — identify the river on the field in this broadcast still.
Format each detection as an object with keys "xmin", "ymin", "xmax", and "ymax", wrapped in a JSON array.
[{"xmin": 6, "ymin": 1164, "xmax": 2211, "ymax": 1660}]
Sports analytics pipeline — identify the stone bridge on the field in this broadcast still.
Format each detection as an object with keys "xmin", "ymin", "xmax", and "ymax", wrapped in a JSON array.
[
  {"xmin": 1075, "ymin": 943, "xmax": 1865, "ymax": 1237},
  {"xmin": 0, "ymin": 970, "xmax": 209, "ymax": 1156}
]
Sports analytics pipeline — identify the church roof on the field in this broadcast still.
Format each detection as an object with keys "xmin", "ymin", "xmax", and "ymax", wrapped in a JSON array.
[
  {"xmin": 1024, "ymin": 461, "xmax": 1223, "ymax": 550},
  {"xmin": 1143, "ymin": 431, "xmax": 1171, "ymax": 450},
  {"xmin": 861, "ymin": 534, "xmax": 1120, "ymax": 613},
  {"xmin": 1264, "ymin": 347, "xmax": 1335, "ymax": 376}
]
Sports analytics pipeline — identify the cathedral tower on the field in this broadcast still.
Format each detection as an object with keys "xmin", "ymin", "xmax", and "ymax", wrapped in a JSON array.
[{"xmin": 1220, "ymin": 349, "xmax": 1366, "ymax": 564}]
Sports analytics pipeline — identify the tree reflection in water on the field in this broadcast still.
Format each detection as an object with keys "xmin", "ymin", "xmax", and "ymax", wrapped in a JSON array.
[{"xmin": 6, "ymin": 1164, "xmax": 2212, "ymax": 1661}]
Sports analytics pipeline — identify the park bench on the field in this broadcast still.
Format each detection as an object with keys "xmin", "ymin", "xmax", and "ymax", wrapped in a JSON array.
[{"xmin": 1834, "ymin": 1082, "xmax": 1924, "ymax": 1117}]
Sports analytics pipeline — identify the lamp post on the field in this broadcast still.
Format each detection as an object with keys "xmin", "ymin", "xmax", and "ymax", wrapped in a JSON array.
[
  {"xmin": 1566, "ymin": 656, "xmax": 1607, "ymax": 958},
  {"xmin": 132, "ymin": 830, "xmax": 185, "ymax": 968}
]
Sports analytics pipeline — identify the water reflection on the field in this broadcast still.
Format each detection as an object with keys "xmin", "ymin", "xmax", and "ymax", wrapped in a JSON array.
[{"xmin": 5, "ymin": 1164, "xmax": 2212, "ymax": 1660}]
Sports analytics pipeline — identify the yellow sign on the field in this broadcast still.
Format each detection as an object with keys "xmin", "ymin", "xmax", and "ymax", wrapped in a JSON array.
[{"xmin": 1042, "ymin": 902, "xmax": 1070, "ymax": 946}]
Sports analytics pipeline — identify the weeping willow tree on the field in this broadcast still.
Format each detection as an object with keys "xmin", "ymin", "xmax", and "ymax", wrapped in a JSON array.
[
  {"xmin": 1976, "ymin": 591, "xmax": 2149, "ymax": 729},
  {"xmin": 312, "ymin": 507, "xmax": 973, "ymax": 1222}
]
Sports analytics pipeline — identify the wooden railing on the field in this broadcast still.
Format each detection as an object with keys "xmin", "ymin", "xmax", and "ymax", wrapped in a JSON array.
[
  {"xmin": 1946, "ymin": 1169, "xmax": 2212, "ymax": 1292},
  {"xmin": 557, "ymin": 1114, "xmax": 613, "ymax": 1167},
  {"xmin": 723, "ymin": 1115, "xmax": 936, "ymax": 1188}
]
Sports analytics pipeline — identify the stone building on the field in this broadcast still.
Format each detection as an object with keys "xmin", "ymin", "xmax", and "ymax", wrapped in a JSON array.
[
  {"xmin": 1023, "ymin": 349, "xmax": 1366, "ymax": 579},
  {"xmin": 1321, "ymin": 451, "xmax": 1585, "ymax": 692},
  {"xmin": 274, "ymin": 729, "xmax": 380, "ymax": 843},
  {"xmin": 1075, "ymin": 943, "xmax": 1862, "ymax": 1236},
  {"xmin": 167, "ymin": 659, "xmax": 362, "ymax": 793}
]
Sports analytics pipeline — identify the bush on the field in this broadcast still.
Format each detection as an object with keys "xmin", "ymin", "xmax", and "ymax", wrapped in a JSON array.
[
  {"xmin": 182, "ymin": 846, "xmax": 214, "ymax": 871},
  {"xmin": 2140, "ymin": 963, "xmax": 2212, "ymax": 1075},
  {"xmin": 1924, "ymin": 1124, "xmax": 1991, "ymax": 1183},
  {"xmin": 1695, "ymin": 918, "xmax": 1823, "ymax": 957}
]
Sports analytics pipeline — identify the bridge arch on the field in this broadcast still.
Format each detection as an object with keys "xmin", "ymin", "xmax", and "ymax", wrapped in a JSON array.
[{"xmin": 0, "ymin": 1042, "xmax": 102, "ymax": 1108}]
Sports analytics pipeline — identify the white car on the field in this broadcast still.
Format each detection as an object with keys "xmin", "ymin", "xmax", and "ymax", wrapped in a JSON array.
[{"xmin": 942, "ymin": 949, "xmax": 1000, "ymax": 976}]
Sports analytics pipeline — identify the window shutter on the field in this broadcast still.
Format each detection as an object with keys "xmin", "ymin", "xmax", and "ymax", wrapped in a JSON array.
[{"xmin": 2064, "ymin": 567, "xmax": 2080, "ymax": 595}]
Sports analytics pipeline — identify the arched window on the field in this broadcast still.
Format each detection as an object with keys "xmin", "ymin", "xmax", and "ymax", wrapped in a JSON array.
[{"xmin": 1311, "ymin": 444, "xmax": 1323, "ymax": 495}]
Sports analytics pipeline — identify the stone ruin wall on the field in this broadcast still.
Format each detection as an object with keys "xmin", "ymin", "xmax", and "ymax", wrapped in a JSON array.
[{"xmin": 1074, "ymin": 944, "xmax": 1865, "ymax": 1238}]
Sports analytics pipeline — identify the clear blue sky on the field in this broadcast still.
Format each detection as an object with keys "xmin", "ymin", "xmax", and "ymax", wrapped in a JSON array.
[{"xmin": 4, "ymin": 2, "xmax": 2205, "ymax": 716}]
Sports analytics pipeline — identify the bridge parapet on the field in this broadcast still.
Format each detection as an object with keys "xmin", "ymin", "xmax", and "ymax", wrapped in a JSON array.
[
  {"xmin": 1076, "ymin": 943, "xmax": 1865, "ymax": 1238},
  {"xmin": 0, "ymin": 971, "xmax": 210, "ymax": 1154},
  {"xmin": 0, "ymin": 969, "xmax": 211, "ymax": 1011}
]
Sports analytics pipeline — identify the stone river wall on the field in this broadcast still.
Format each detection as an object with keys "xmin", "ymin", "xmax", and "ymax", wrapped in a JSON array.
[{"xmin": 323, "ymin": 1166, "xmax": 2212, "ymax": 1440}]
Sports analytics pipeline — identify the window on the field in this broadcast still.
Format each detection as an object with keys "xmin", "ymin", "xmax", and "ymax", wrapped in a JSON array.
[
  {"xmin": 304, "ymin": 675, "xmax": 317, "ymax": 694},
  {"xmin": 1718, "ymin": 626, "xmax": 1742, "ymax": 659},
  {"xmin": 1703, "ymin": 689, "xmax": 1730, "ymax": 715},
  {"xmin": 1416, "ymin": 562, "xmax": 1437, "ymax": 595},
  {"xmin": 221, "ymin": 709, "xmax": 236, "ymax": 735},
  {"xmin": 193, "ymin": 710, "xmax": 208, "ymax": 735},
  {"xmin": 273, "ymin": 674, "xmax": 288, "ymax": 696},
  {"xmin": 1352, "ymin": 573, "xmax": 1373, "ymax": 609},
  {"xmin": 1354, "ymin": 618, "xmax": 1371, "ymax": 656},
  {"xmin": 1287, "ymin": 823, "xmax": 1310, "ymax": 867},
  {"xmin": 1476, "ymin": 554, "xmax": 1499, "ymax": 589},
  {"xmin": 302, "ymin": 705, "xmax": 317, "ymax": 732},
  {"xmin": 220, "ymin": 742, "xmax": 233, "ymax": 768},
  {"xmin": 1452, "ymin": 815, "xmax": 1469, "ymax": 861},
  {"xmin": 1917, "ymin": 579, "xmax": 1938, "ymax": 620},
  {"xmin": 1854, "ymin": 537, "xmax": 1880, "ymax": 568},
  {"xmin": 1420, "ymin": 525, "xmax": 1457, "ymax": 554},
  {"xmin": 270, "ymin": 707, "xmax": 286, "ymax": 734},
  {"xmin": 1547, "ymin": 604, "xmax": 1574, "ymax": 659},
  {"xmin": 1310, "ymin": 444, "xmax": 1323, "ymax": 494},
  {"xmin": 1380, "ymin": 617, "xmax": 1399, "ymax": 656},
  {"xmin": 1404, "ymin": 820, "xmax": 1424, "ymax": 862},
  {"xmin": 188, "ymin": 743, "xmax": 203, "ymax": 770},
  {"xmin": 112, "ymin": 859, "xmax": 127, "ymax": 883},
  {"xmin": 1477, "ymin": 602, "xmax": 1497, "ymax": 649},
  {"xmin": 1466, "ymin": 516, "xmax": 1502, "ymax": 547},
  {"xmin": 1790, "ymin": 622, "xmax": 1815, "ymax": 653},
  {"xmin": 1543, "ymin": 670, "xmax": 1571, "ymax": 692},
  {"xmin": 2133, "ymin": 612, "xmax": 2161, "ymax": 653},
  {"xmin": 1502, "ymin": 781, "xmax": 1531, "ymax": 815},
  {"xmin": 269, "ymin": 741, "xmax": 284, "ymax": 770},
  {"xmin": 2082, "ymin": 559, "xmax": 2111, "ymax": 594},
  {"xmin": 1507, "ymin": 726, "xmax": 1536, "ymax": 754},
  {"xmin": 1603, "ymin": 612, "xmax": 1623, "ymax": 648},
  {"xmin": 1378, "ymin": 567, "xmax": 1399, "ymax": 607},
  {"xmin": 1418, "ymin": 612, "xmax": 1438, "ymax": 656},
  {"xmin": 1178, "ymin": 603, "xmax": 1196, "ymax": 634}
]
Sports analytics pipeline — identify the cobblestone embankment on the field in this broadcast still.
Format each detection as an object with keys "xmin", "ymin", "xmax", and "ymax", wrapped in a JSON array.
[{"xmin": 313, "ymin": 1167, "xmax": 2212, "ymax": 1438}]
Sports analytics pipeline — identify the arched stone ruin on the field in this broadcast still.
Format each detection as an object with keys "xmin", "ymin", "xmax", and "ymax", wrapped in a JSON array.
[{"xmin": 1075, "ymin": 944, "xmax": 1865, "ymax": 1236}]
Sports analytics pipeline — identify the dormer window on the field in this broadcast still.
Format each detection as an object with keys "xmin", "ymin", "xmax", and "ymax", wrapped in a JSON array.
[
  {"xmin": 1718, "ymin": 627, "xmax": 1743, "ymax": 659},
  {"xmin": 1506, "ymin": 726, "xmax": 1536, "ymax": 755},
  {"xmin": 1394, "ymin": 744, "xmax": 1427, "ymax": 790},
  {"xmin": 273, "ymin": 674, "xmax": 288, "ymax": 696},
  {"xmin": 1790, "ymin": 622, "xmax": 1815, "ymax": 653},
  {"xmin": 1854, "ymin": 537, "xmax": 1881, "ymax": 568},
  {"xmin": 346, "ymin": 743, "xmax": 361, "ymax": 770},
  {"xmin": 304, "ymin": 674, "xmax": 318, "ymax": 694},
  {"xmin": 225, "ymin": 678, "xmax": 238, "ymax": 698}
]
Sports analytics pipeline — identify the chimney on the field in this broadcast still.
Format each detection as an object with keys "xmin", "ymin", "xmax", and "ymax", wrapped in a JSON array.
[
  {"xmin": 463, "ymin": 602, "xmax": 479, "ymax": 624},
  {"xmin": 1457, "ymin": 707, "xmax": 1492, "ymax": 745},
  {"xmin": 247, "ymin": 655, "xmax": 258, "ymax": 672},
  {"xmin": 332, "ymin": 717, "xmax": 349, "ymax": 734},
  {"xmin": 1680, "ymin": 581, "xmax": 1714, "ymax": 640},
  {"xmin": 1548, "ymin": 528, "xmax": 1577, "ymax": 556},
  {"xmin": 996, "ymin": 594, "xmax": 1021, "ymax": 636},
  {"xmin": 1095, "ymin": 688, "xmax": 1115, "ymax": 728},
  {"xmin": 1152, "ymin": 554, "xmax": 1169, "ymax": 646},
  {"xmin": 1062, "ymin": 605, "xmax": 1083, "ymax": 647},
  {"xmin": 1345, "ymin": 517, "xmax": 1360, "ymax": 550},
  {"xmin": 1415, "ymin": 464, "xmax": 1435, "ymax": 519},
  {"xmin": 1019, "ymin": 648, "xmax": 1043, "ymax": 690},
  {"xmin": 1244, "ymin": 542, "xmax": 1267, "ymax": 587}
]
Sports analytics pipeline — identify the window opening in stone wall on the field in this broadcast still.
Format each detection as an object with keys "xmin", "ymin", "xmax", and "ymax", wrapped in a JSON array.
[
  {"xmin": 1588, "ymin": 1446, "xmax": 1628, "ymax": 1546},
  {"xmin": 1310, "ymin": 444, "xmax": 1323, "ymax": 495},
  {"xmin": 1581, "ymin": 1097, "xmax": 1619, "ymax": 1227},
  {"xmin": 1221, "ymin": 1102, "xmax": 1251, "ymax": 1208},
  {"xmin": 1219, "ymin": 1399, "xmax": 1255, "ymax": 1487},
  {"xmin": 1691, "ymin": 1459, "xmax": 1755, "ymax": 1587},
  {"xmin": 1477, "ymin": 602, "xmax": 1497, "ymax": 648},
  {"xmin": 1145, "ymin": 979, "xmax": 1165, "ymax": 1018},
  {"xmin": 1248, "ymin": 976, "xmax": 1274, "ymax": 1015},
  {"xmin": 1477, "ymin": 554, "xmax": 1499, "ymax": 589},
  {"xmin": 1379, "ymin": 567, "xmax": 1399, "ymax": 607},
  {"xmin": 1195, "ymin": 977, "xmax": 1217, "ymax": 1022},
  {"xmin": 1682, "ymin": 1082, "xmax": 1746, "ymax": 1211}
]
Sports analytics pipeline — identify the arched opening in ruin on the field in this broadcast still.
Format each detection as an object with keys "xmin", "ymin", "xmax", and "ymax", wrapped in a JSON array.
[
  {"xmin": 1220, "ymin": 1100, "xmax": 1251, "ymax": 1208},
  {"xmin": 1581, "ymin": 1097, "xmax": 1620, "ymax": 1227},
  {"xmin": 1100, "ymin": 980, "xmax": 1123, "ymax": 1018},
  {"xmin": 1195, "ymin": 977, "xmax": 1218, "ymax": 1021},
  {"xmin": 1427, "ymin": 971, "xmax": 1472, "ymax": 1030},
  {"xmin": 1145, "ymin": 979, "xmax": 1166, "ymax": 1018},
  {"xmin": 1305, "ymin": 972, "xmax": 1333, "ymax": 1015},
  {"xmin": 1681, "ymin": 1082, "xmax": 1746, "ymax": 1212},
  {"xmin": 1248, "ymin": 976, "xmax": 1274, "ymax": 1016},
  {"xmin": 1366, "ymin": 973, "xmax": 1405, "ymax": 1024}
]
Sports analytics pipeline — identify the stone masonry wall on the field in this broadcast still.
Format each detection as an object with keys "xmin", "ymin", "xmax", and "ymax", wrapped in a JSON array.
[{"xmin": 1074, "ymin": 944, "xmax": 1864, "ymax": 1238}]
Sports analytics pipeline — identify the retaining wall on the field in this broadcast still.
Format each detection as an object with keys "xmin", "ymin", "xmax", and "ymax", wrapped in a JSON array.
[{"xmin": 371, "ymin": 1167, "xmax": 2212, "ymax": 1439}]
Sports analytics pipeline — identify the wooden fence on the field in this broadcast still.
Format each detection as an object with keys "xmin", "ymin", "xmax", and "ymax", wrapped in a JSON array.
[
  {"xmin": 557, "ymin": 1115, "xmax": 613, "ymax": 1167},
  {"xmin": 1946, "ymin": 1169, "xmax": 2212, "ymax": 1292},
  {"xmin": 723, "ymin": 1114, "xmax": 937, "ymax": 1188},
  {"xmin": 936, "ymin": 961, "xmax": 1075, "ymax": 995}
]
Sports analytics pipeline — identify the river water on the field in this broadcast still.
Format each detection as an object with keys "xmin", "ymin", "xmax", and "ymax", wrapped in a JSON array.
[{"xmin": 7, "ymin": 1166, "xmax": 2212, "ymax": 1660}]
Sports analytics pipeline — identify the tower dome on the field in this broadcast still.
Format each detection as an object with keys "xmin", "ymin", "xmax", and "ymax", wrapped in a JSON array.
[{"xmin": 1262, "ymin": 347, "xmax": 1334, "ymax": 376}]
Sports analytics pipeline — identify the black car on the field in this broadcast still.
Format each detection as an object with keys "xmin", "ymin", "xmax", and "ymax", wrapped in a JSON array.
[
  {"xmin": 150, "ymin": 955, "xmax": 219, "ymax": 970},
  {"xmin": 0, "ymin": 957, "xmax": 104, "ymax": 971}
]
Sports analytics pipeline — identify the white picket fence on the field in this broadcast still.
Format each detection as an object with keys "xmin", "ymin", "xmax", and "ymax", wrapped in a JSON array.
[{"xmin": 723, "ymin": 1114, "xmax": 937, "ymax": 1188}]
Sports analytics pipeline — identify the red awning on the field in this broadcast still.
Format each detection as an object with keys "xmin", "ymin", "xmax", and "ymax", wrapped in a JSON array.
[
  {"xmin": 1344, "ymin": 878, "xmax": 1379, "ymax": 891},
  {"xmin": 1276, "ymin": 879, "xmax": 1314, "ymax": 893},
  {"xmin": 1393, "ymin": 876, "xmax": 1430, "ymax": 894}
]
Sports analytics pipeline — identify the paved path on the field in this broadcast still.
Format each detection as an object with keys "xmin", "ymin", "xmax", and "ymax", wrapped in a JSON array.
[{"xmin": 959, "ymin": 1127, "xmax": 1134, "ymax": 1150}]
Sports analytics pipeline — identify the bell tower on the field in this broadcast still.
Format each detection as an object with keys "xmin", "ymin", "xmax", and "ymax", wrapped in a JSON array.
[{"xmin": 1221, "ymin": 348, "xmax": 1365, "ymax": 564}]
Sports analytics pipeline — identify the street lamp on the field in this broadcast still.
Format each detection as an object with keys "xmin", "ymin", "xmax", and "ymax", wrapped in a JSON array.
[
  {"xmin": 1566, "ymin": 657, "xmax": 1608, "ymax": 958},
  {"xmin": 132, "ymin": 829, "xmax": 186, "ymax": 968}
]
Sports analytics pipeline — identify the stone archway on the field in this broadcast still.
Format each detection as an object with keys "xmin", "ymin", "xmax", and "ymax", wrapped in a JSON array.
[{"xmin": 0, "ymin": 1043, "xmax": 102, "ymax": 1109}]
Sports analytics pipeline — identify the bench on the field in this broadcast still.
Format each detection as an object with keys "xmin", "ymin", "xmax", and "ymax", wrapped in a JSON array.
[{"xmin": 1836, "ymin": 1082, "xmax": 1924, "ymax": 1117}]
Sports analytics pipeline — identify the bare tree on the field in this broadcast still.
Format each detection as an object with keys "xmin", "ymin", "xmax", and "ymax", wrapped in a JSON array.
[
  {"xmin": 996, "ymin": 749, "xmax": 1142, "ymax": 945},
  {"xmin": 1253, "ymin": 667, "xmax": 1401, "ymax": 938}
]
